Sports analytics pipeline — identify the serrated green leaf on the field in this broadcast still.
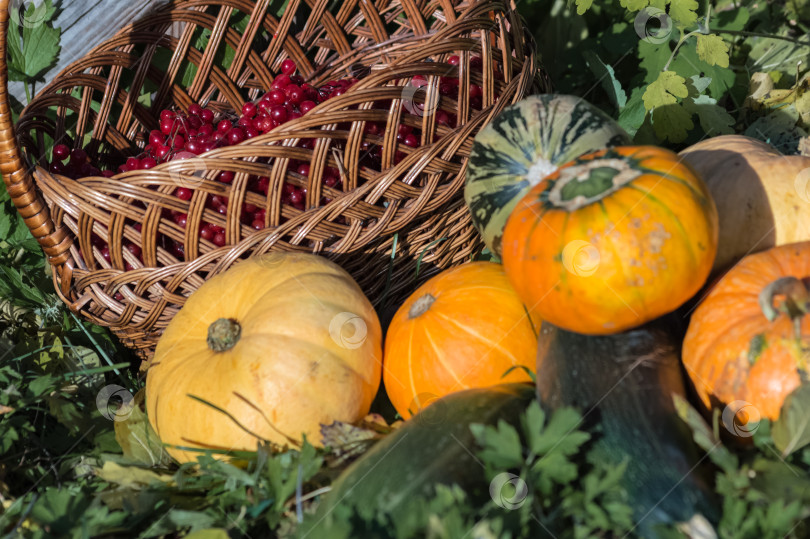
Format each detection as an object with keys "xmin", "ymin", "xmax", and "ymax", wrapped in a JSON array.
[
  {"xmin": 168, "ymin": 509, "xmax": 217, "ymax": 530},
  {"xmin": 696, "ymin": 34, "xmax": 730, "ymax": 68},
  {"xmin": 472, "ymin": 419, "xmax": 525, "ymax": 469},
  {"xmin": 520, "ymin": 400, "xmax": 547, "ymax": 455},
  {"xmin": 583, "ymin": 51, "xmax": 627, "ymax": 110},
  {"xmin": 575, "ymin": 0, "xmax": 594, "ymax": 14},
  {"xmin": 668, "ymin": 0, "xmax": 699, "ymax": 25},
  {"xmin": 689, "ymin": 75, "xmax": 712, "ymax": 95},
  {"xmin": 683, "ymin": 94, "xmax": 735, "ymax": 135},
  {"xmin": 535, "ymin": 407, "xmax": 590, "ymax": 456},
  {"xmin": 651, "ymin": 103, "xmax": 694, "ymax": 141},
  {"xmin": 771, "ymin": 384, "xmax": 810, "ymax": 456},
  {"xmin": 714, "ymin": 6, "xmax": 749, "ymax": 31},
  {"xmin": 744, "ymin": 105, "xmax": 807, "ymax": 154},
  {"xmin": 639, "ymin": 41, "xmax": 674, "ymax": 84},
  {"xmin": 670, "ymin": 41, "xmax": 736, "ymax": 100},
  {"xmin": 643, "ymin": 71, "xmax": 688, "ymax": 110},
  {"xmin": 532, "ymin": 451, "xmax": 578, "ymax": 493},
  {"xmin": 620, "ymin": 0, "xmax": 649, "ymax": 11}
]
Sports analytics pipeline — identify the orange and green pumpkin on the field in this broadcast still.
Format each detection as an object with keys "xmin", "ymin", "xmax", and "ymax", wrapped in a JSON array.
[
  {"xmin": 502, "ymin": 146, "xmax": 719, "ymax": 335},
  {"xmin": 383, "ymin": 262, "xmax": 540, "ymax": 419},
  {"xmin": 464, "ymin": 94, "xmax": 631, "ymax": 257},
  {"xmin": 683, "ymin": 242, "xmax": 810, "ymax": 421}
]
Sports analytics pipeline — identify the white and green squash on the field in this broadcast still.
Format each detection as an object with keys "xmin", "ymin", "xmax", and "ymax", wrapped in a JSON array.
[{"xmin": 464, "ymin": 94, "xmax": 631, "ymax": 256}]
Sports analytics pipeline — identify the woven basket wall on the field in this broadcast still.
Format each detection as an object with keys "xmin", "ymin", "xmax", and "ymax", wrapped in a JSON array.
[{"xmin": 0, "ymin": 0, "xmax": 546, "ymax": 360}]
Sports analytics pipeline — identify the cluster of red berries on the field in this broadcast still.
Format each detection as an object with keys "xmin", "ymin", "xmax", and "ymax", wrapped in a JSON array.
[{"xmin": 54, "ymin": 56, "xmax": 496, "ymax": 276}]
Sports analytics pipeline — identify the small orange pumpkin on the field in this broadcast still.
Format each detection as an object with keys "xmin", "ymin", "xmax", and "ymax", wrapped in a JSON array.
[
  {"xmin": 502, "ymin": 146, "xmax": 719, "ymax": 335},
  {"xmin": 383, "ymin": 262, "xmax": 540, "ymax": 419},
  {"xmin": 683, "ymin": 242, "xmax": 810, "ymax": 421}
]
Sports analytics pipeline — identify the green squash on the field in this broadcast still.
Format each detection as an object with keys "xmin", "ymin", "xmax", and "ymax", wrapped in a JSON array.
[
  {"xmin": 464, "ymin": 94, "xmax": 630, "ymax": 256},
  {"xmin": 536, "ymin": 316, "xmax": 719, "ymax": 538},
  {"xmin": 302, "ymin": 383, "xmax": 535, "ymax": 534}
]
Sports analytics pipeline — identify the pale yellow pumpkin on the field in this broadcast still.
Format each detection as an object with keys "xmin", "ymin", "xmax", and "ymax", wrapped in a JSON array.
[
  {"xmin": 146, "ymin": 253, "xmax": 382, "ymax": 463},
  {"xmin": 679, "ymin": 135, "xmax": 810, "ymax": 273}
]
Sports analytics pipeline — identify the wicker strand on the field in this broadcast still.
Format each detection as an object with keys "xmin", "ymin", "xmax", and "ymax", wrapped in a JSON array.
[
  {"xmin": 3, "ymin": 0, "xmax": 546, "ymax": 361},
  {"xmin": 0, "ymin": 0, "xmax": 72, "ymax": 265}
]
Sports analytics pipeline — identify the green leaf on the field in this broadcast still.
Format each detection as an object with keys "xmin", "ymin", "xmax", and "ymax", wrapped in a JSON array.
[
  {"xmin": 534, "ymin": 407, "xmax": 590, "ymax": 456},
  {"xmin": 471, "ymin": 419, "xmax": 524, "ymax": 469},
  {"xmin": 683, "ymin": 94, "xmax": 735, "ymax": 135},
  {"xmin": 29, "ymin": 486, "xmax": 91, "ymax": 534},
  {"xmin": 532, "ymin": 451, "xmax": 579, "ymax": 493},
  {"xmin": 714, "ymin": 6, "xmax": 749, "ymax": 31},
  {"xmin": 667, "ymin": 0, "xmax": 699, "ymax": 25},
  {"xmin": 672, "ymin": 394, "xmax": 738, "ymax": 473},
  {"xmin": 618, "ymin": 87, "xmax": 648, "ymax": 135},
  {"xmin": 651, "ymin": 103, "xmax": 694, "ymax": 142},
  {"xmin": 696, "ymin": 34, "xmax": 730, "ymax": 68},
  {"xmin": 771, "ymin": 384, "xmax": 810, "ymax": 456},
  {"xmin": 670, "ymin": 40, "xmax": 736, "ymax": 100},
  {"xmin": 620, "ymin": 0, "xmax": 649, "ymax": 11},
  {"xmin": 574, "ymin": 0, "xmax": 594, "ymax": 14},
  {"xmin": 643, "ymin": 70, "xmax": 688, "ymax": 109},
  {"xmin": 689, "ymin": 75, "xmax": 712, "ymax": 95},
  {"xmin": 168, "ymin": 509, "xmax": 217, "ymax": 530},
  {"xmin": 744, "ymin": 105, "xmax": 807, "ymax": 154},
  {"xmin": 521, "ymin": 400, "xmax": 546, "ymax": 455},
  {"xmin": 95, "ymin": 460, "xmax": 173, "ymax": 488},
  {"xmin": 185, "ymin": 530, "xmax": 231, "ymax": 539},
  {"xmin": 638, "ymin": 41, "xmax": 673, "ymax": 85},
  {"xmin": 6, "ymin": 0, "xmax": 61, "ymax": 83},
  {"xmin": 114, "ymin": 388, "xmax": 173, "ymax": 467},
  {"xmin": 583, "ymin": 51, "xmax": 628, "ymax": 110}
]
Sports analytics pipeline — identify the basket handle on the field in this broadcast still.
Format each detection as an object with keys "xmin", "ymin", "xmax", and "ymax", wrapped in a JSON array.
[{"xmin": 0, "ymin": 0, "xmax": 72, "ymax": 266}]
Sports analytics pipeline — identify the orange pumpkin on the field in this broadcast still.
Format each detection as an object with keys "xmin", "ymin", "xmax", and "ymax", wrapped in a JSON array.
[
  {"xmin": 146, "ymin": 253, "xmax": 382, "ymax": 463},
  {"xmin": 683, "ymin": 242, "xmax": 810, "ymax": 421},
  {"xmin": 383, "ymin": 262, "xmax": 540, "ymax": 419},
  {"xmin": 502, "ymin": 146, "xmax": 719, "ymax": 335}
]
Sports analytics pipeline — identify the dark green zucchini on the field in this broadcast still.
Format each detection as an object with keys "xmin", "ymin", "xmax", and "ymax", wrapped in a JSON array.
[
  {"xmin": 303, "ymin": 383, "xmax": 535, "ymax": 535},
  {"xmin": 535, "ymin": 317, "xmax": 719, "ymax": 538}
]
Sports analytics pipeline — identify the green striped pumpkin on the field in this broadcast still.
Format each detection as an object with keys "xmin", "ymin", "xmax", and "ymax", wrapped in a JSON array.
[{"xmin": 464, "ymin": 94, "xmax": 631, "ymax": 257}]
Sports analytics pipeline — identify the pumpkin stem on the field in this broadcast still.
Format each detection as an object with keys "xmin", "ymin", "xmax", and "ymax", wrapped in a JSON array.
[
  {"xmin": 409, "ymin": 294, "xmax": 436, "ymax": 319},
  {"xmin": 207, "ymin": 318, "xmax": 242, "ymax": 352},
  {"xmin": 758, "ymin": 277, "xmax": 810, "ymax": 340}
]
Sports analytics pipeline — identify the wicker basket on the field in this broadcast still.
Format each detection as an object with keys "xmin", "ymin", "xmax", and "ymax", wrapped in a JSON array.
[{"xmin": 0, "ymin": 0, "xmax": 545, "ymax": 360}]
